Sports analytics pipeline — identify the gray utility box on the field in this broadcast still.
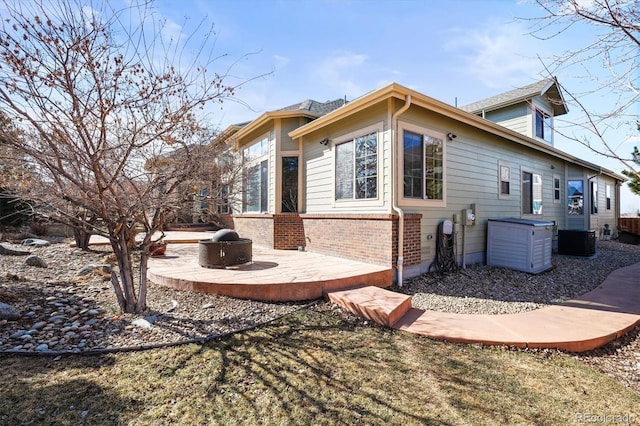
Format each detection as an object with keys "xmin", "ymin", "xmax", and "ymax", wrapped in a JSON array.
[{"xmin": 487, "ymin": 218, "xmax": 554, "ymax": 274}]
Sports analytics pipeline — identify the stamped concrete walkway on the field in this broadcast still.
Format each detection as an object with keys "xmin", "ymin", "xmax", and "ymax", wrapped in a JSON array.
[{"xmin": 327, "ymin": 262, "xmax": 640, "ymax": 352}]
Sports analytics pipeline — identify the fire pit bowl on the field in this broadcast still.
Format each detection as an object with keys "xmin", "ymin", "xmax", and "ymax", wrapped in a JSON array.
[{"xmin": 198, "ymin": 238, "xmax": 252, "ymax": 269}]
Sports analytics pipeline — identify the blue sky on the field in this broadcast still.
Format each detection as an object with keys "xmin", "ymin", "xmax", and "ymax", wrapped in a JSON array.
[{"xmin": 122, "ymin": 0, "xmax": 640, "ymax": 213}]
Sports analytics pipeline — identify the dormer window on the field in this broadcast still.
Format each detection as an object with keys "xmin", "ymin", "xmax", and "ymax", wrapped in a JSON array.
[{"xmin": 535, "ymin": 108, "xmax": 553, "ymax": 143}]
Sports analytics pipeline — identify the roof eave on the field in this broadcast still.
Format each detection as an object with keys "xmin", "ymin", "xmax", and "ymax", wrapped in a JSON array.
[
  {"xmin": 288, "ymin": 82, "xmax": 623, "ymax": 182},
  {"xmin": 233, "ymin": 110, "xmax": 320, "ymax": 142}
]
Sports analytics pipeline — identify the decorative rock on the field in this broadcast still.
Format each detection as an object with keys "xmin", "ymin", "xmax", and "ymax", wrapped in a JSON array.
[
  {"xmin": 0, "ymin": 302, "xmax": 20, "ymax": 320},
  {"xmin": 31, "ymin": 321, "xmax": 47, "ymax": 330},
  {"xmin": 0, "ymin": 243, "xmax": 30, "ymax": 256},
  {"xmin": 35, "ymin": 343, "xmax": 49, "ymax": 351},
  {"xmin": 76, "ymin": 264, "xmax": 111, "ymax": 276},
  {"xmin": 21, "ymin": 238, "xmax": 51, "ymax": 247},
  {"xmin": 9, "ymin": 330, "xmax": 27, "ymax": 339},
  {"xmin": 48, "ymin": 315, "xmax": 66, "ymax": 324},
  {"xmin": 25, "ymin": 255, "xmax": 48, "ymax": 268},
  {"xmin": 132, "ymin": 318, "xmax": 153, "ymax": 329}
]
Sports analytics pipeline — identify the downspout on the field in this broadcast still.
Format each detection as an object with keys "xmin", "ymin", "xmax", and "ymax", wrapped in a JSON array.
[{"xmin": 391, "ymin": 95, "xmax": 412, "ymax": 287}]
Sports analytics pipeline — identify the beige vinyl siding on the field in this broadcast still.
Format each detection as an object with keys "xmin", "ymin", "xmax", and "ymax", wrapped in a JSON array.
[
  {"xmin": 590, "ymin": 176, "xmax": 617, "ymax": 235},
  {"xmin": 483, "ymin": 104, "xmax": 529, "ymax": 137},
  {"xmin": 302, "ymin": 103, "xmax": 392, "ymax": 213},
  {"xmin": 392, "ymin": 111, "xmax": 568, "ymax": 266},
  {"xmin": 599, "ymin": 177, "xmax": 617, "ymax": 233},
  {"xmin": 280, "ymin": 117, "xmax": 306, "ymax": 151}
]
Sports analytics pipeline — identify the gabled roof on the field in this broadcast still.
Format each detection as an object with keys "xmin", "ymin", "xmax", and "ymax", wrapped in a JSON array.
[
  {"xmin": 460, "ymin": 77, "xmax": 568, "ymax": 116},
  {"xmin": 278, "ymin": 98, "xmax": 347, "ymax": 115},
  {"xmin": 289, "ymin": 82, "xmax": 623, "ymax": 182},
  {"xmin": 228, "ymin": 98, "xmax": 347, "ymax": 143}
]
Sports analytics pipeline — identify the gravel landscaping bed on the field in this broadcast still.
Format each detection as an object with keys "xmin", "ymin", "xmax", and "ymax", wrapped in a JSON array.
[
  {"xmin": 0, "ymin": 235, "xmax": 639, "ymax": 393},
  {"xmin": 0, "ymin": 239, "xmax": 308, "ymax": 353},
  {"xmin": 399, "ymin": 239, "xmax": 640, "ymax": 315}
]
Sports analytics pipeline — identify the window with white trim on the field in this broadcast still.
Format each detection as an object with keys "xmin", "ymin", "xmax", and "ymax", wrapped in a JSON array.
[
  {"xmin": 606, "ymin": 184, "xmax": 612, "ymax": 210},
  {"xmin": 522, "ymin": 170, "xmax": 543, "ymax": 215},
  {"xmin": 535, "ymin": 108, "xmax": 553, "ymax": 143},
  {"xmin": 335, "ymin": 132, "xmax": 378, "ymax": 200},
  {"xmin": 403, "ymin": 130, "xmax": 444, "ymax": 200},
  {"xmin": 499, "ymin": 162, "xmax": 510, "ymax": 198},
  {"xmin": 590, "ymin": 180, "xmax": 598, "ymax": 214},
  {"xmin": 553, "ymin": 175, "xmax": 561, "ymax": 203}
]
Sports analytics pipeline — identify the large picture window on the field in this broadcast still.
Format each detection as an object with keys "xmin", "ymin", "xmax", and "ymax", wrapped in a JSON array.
[
  {"xmin": 403, "ymin": 130, "xmax": 444, "ymax": 200},
  {"xmin": 243, "ymin": 136, "xmax": 269, "ymax": 213},
  {"xmin": 522, "ymin": 171, "xmax": 543, "ymax": 215},
  {"xmin": 335, "ymin": 132, "xmax": 377, "ymax": 200}
]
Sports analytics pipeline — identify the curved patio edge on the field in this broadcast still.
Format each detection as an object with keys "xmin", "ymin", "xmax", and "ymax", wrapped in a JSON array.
[{"xmin": 331, "ymin": 262, "xmax": 640, "ymax": 352}]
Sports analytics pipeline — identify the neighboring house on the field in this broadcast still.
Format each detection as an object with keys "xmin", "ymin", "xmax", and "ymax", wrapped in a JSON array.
[{"xmin": 214, "ymin": 78, "xmax": 625, "ymax": 284}]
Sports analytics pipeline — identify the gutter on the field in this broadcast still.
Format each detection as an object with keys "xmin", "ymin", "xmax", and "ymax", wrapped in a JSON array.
[{"xmin": 391, "ymin": 95, "xmax": 412, "ymax": 287}]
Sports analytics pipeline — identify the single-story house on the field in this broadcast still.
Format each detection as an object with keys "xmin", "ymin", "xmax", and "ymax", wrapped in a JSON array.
[{"xmin": 212, "ymin": 78, "xmax": 625, "ymax": 284}]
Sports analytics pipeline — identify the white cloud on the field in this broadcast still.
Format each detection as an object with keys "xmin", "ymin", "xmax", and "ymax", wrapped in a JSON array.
[
  {"xmin": 444, "ymin": 21, "xmax": 546, "ymax": 89},
  {"xmin": 624, "ymin": 135, "xmax": 640, "ymax": 144},
  {"xmin": 312, "ymin": 51, "xmax": 370, "ymax": 98},
  {"xmin": 160, "ymin": 19, "xmax": 185, "ymax": 45},
  {"xmin": 273, "ymin": 54, "xmax": 290, "ymax": 68}
]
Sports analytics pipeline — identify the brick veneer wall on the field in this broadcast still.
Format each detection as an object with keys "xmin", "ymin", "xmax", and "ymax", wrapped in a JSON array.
[
  {"xmin": 300, "ymin": 213, "xmax": 422, "ymax": 267},
  {"xmin": 232, "ymin": 215, "xmax": 274, "ymax": 247},
  {"xmin": 229, "ymin": 213, "xmax": 422, "ymax": 268},
  {"xmin": 273, "ymin": 214, "xmax": 306, "ymax": 250},
  {"xmin": 392, "ymin": 213, "xmax": 422, "ymax": 266}
]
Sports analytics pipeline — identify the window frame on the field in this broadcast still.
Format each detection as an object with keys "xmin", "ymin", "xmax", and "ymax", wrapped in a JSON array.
[
  {"xmin": 521, "ymin": 168, "xmax": 543, "ymax": 216},
  {"xmin": 553, "ymin": 174, "xmax": 561, "ymax": 204},
  {"xmin": 242, "ymin": 133, "xmax": 270, "ymax": 213},
  {"xmin": 590, "ymin": 180, "xmax": 598, "ymax": 215},
  {"xmin": 331, "ymin": 122, "xmax": 384, "ymax": 208},
  {"xmin": 568, "ymin": 180, "xmax": 584, "ymax": 216},
  {"xmin": 534, "ymin": 107, "xmax": 553, "ymax": 144},
  {"xmin": 606, "ymin": 184, "xmax": 612, "ymax": 210},
  {"xmin": 398, "ymin": 121, "xmax": 446, "ymax": 207},
  {"xmin": 498, "ymin": 161, "xmax": 511, "ymax": 199}
]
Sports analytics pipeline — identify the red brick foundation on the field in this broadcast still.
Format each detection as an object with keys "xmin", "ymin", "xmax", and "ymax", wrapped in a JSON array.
[{"xmin": 231, "ymin": 213, "xmax": 422, "ymax": 268}]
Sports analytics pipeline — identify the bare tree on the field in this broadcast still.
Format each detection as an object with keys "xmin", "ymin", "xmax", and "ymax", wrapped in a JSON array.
[
  {"xmin": 0, "ymin": 0, "xmax": 245, "ymax": 313},
  {"xmin": 528, "ymin": 0, "xmax": 639, "ymax": 195}
]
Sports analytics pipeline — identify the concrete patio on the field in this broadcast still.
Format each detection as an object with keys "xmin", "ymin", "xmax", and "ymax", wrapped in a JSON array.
[{"xmin": 145, "ymin": 232, "xmax": 393, "ymax": 301}]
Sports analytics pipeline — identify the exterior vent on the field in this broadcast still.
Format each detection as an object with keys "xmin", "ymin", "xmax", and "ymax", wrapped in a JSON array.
[{"xmin": 558, "ymin": 230, "xmax": 596, "ymax": 256}]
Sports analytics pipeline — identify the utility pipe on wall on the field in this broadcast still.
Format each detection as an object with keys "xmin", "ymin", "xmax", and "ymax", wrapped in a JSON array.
[{"xmin": 391, "ymin": 95, "xmax": 412, "ymax": 287}]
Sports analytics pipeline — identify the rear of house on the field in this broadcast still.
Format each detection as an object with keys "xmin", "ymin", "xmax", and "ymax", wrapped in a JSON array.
[{"xmin": 209, "ymin": 79, "xmax": 625, "ymax": 284}]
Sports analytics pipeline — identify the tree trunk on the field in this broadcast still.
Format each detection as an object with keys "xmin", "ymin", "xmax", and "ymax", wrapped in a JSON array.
[
  {"xmin": 109, "ymin": 224, "xmax": 145, "ymax": 313},
  {"xmin": 136, "ymin": 252, "xmax": 148, "ymax": 313},
  {"xmin": 73, "ymin": 228, "xmax": 92, "ymax": 251}
]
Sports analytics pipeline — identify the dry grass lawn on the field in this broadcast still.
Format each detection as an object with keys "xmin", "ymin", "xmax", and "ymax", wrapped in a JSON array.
[{"xmin": 1, "ymin": 306, "xmax": 638, "ymax": 425}]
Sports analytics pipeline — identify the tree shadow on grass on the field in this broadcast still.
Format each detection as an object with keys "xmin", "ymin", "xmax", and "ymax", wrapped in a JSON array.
[
  {"xmin": 147, "ymin": 307, "xmax": 631, "ymax": 425},
  {"xmin": 0, "ymin": 355, "xmax": 141, "ymax": 424}
]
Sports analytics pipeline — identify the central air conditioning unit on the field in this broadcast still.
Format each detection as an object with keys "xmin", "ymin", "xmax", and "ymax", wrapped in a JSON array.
[{"xmin": 557, "ymin": 229, "xmax": 596, "ymax": 257}]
